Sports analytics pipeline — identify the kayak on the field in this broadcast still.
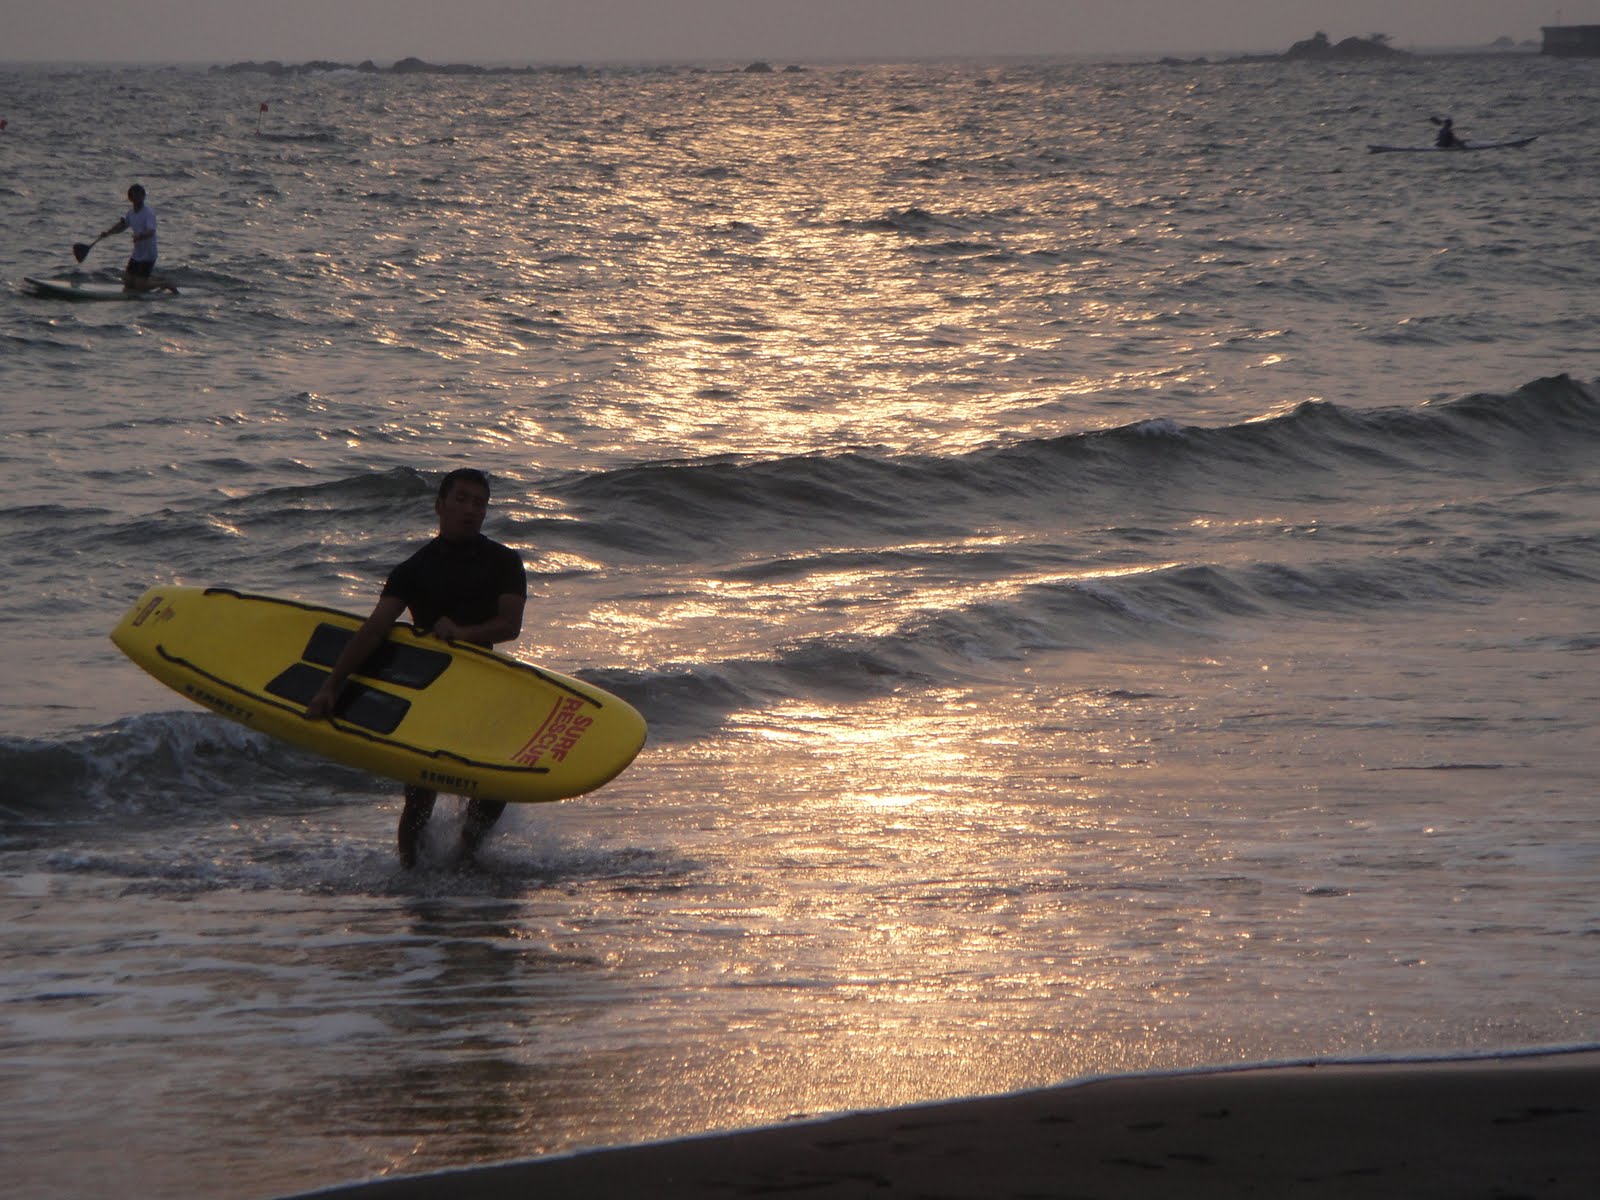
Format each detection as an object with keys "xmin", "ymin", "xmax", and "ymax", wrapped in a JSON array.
[{"xmin": 1367, "ymin": 136, "xmax": 1538, "ymax": 154}]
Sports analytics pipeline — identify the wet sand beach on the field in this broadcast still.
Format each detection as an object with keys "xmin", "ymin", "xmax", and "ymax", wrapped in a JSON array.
[{"xmin": 287, "ymin": 1050, "xmax": 1600, "ymax": 1199}]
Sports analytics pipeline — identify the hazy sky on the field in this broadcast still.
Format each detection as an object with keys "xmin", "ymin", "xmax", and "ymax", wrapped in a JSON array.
[{"xmin": 5, "ymin": 1, "xmax": 1586, "ymax": 65}]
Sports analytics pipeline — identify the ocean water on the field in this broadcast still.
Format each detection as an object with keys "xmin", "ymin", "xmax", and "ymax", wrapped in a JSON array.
[{"xmin": 2, "ymin": 50, "xmax": 1599, "ymax": 1199}]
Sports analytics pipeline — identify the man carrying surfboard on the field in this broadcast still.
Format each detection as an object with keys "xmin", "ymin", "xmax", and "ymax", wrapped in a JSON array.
[
  {"xmin": 305, "ymin": 468, "xmax": 528, "ymax": 867},
  {"xmin": 99, "ymin": 184, "xmax": 178, "ymax": 293}
]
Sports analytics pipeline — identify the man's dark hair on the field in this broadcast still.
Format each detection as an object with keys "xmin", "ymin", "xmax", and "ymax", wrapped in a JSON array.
[{"xmin": 437, "ymin": 468, "xmax": 490, "ymax": 502}]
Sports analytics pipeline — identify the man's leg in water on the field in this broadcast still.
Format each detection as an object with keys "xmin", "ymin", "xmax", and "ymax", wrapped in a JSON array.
[
  {"xmin": 459, "ymin": 799, "xmax": 507, "ymax": 863},
  {"xmin": 398, "ymin": 785, "xmax": 438, "ymax": 867}
]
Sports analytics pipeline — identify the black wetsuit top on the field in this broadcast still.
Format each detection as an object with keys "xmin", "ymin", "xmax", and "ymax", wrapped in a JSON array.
[{"xmin": 382, "ymin": 534, "xmax": 526, "ymax": 644}]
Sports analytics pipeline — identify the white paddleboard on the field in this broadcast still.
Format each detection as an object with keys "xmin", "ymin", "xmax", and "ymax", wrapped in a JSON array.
[{"xmin": 25, "ymin": 275, "xmax": 178, "ymax": 300}]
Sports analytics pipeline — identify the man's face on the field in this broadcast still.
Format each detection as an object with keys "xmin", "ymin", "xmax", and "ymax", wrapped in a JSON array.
[{"xmin": 436, "ymin": 481, "xmax": 489, "ymax": 541}]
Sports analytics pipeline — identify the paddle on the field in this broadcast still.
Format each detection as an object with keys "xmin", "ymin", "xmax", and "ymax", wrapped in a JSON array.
[{"xmin": 72, "ymin": 232, "xmax": 108, "ymax": 263}]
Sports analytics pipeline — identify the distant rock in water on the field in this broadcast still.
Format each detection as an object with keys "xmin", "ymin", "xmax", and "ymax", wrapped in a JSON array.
[{"xmin": 1283, "ymin": 31, "xmax": 1410, "ymax": 60}]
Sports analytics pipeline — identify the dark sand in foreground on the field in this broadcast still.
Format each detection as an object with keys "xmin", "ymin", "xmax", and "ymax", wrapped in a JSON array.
[{"xmin": 288, "ymin": 1050, "xmax": 1600, "ymax": 1199}]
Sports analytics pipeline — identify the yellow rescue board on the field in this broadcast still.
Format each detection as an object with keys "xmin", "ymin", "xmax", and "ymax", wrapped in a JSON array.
[{"xmin": 110, "ymin": 586, "xmax": 647, "ymax": 803}]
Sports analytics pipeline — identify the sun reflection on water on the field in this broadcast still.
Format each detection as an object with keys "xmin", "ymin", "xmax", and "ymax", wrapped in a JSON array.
[{"xmin": 568, "ymin": 676, "xmax": 1240, "ymax": 1128}]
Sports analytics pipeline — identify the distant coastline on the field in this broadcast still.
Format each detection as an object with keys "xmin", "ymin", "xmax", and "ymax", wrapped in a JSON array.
[
  {"xmin": 1173, "ymin": 30, "xmax": 1537, "ymax": 66},
  {"xmin": 203, "ymin": 33, "xmax": 1539, "ymax": 78},
  {"xmin": 209, "ymin": 55, "xmax": 804, "ymax": 77}
]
